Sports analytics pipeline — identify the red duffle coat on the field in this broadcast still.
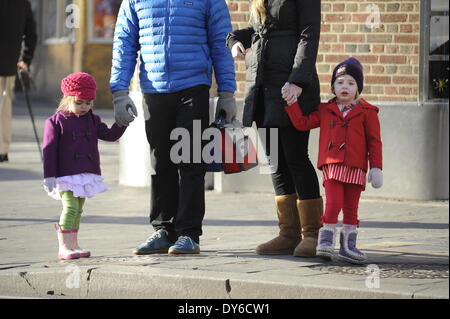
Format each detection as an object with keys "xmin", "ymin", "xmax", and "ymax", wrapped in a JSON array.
[{"xmin": 284, "ymin": 98, "xmax": 382, "ymax": 172}]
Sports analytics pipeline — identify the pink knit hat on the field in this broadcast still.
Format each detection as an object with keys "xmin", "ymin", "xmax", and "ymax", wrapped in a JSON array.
[{"xmin": 61, "ymin": 72, "xmax": 97, "ymax": 100}]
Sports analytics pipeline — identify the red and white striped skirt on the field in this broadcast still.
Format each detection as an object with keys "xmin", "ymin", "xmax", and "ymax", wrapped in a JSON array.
[{"xmin": 322, "ymin": 164, "xmax": 366, "ymax": 189}]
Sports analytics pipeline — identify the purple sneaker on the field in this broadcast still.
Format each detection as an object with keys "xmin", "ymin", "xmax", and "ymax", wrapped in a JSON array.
[
  {"xmin": 338, "ymin": 230, "xmax": 367, "ymax": 264},
  {"xmin": 316, "ymin": 227, "xmax": 336, "ymax": 260}
]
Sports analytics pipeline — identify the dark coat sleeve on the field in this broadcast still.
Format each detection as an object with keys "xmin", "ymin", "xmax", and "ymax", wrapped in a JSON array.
[
  {"xmin": 226, "ymin": 26, "xmax": 255, "ymax": 50},
  {"xmin": 20, "ymin": 0, "xmax": 37, "ymax": 66},
  {"xmin": 287, "ymin": 0, "xmax": 321, "ymax": 88}
]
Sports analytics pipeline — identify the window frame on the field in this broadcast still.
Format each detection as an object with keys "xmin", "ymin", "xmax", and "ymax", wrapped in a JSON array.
[
  {"xmin": 87, "ymin": 0, "xmax": 122, "ymax": 44},
  {"xmin": 420, "ymin": 0, "xmax": 449, "ymax": 103},
  {"xmin": 41, "ymin": 0, "xmax": 75, "ymax": 44}
]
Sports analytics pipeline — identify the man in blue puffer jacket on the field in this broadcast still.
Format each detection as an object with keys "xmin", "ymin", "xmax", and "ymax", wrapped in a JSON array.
[{"xmin": 110, "ymin": 0, "xmax": 237, "ymax": 255}]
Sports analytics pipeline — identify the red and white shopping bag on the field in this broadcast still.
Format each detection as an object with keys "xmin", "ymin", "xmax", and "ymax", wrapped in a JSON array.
[{"xmin": 206, "ymin": 118, "xmax": 258, "ymax": 174}]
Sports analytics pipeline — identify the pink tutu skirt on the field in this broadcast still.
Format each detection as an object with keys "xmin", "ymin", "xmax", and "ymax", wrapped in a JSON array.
[{"xmin": 47, "ymin": 173, "xmax": 108, "ymax": 200}]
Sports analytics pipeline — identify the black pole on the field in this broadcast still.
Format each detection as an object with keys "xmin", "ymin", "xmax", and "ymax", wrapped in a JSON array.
[{"xmin": 17, "ymin": 70, "xmax": 43, "ymax": 162}]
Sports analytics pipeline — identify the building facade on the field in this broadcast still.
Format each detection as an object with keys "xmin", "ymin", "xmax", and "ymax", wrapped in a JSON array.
[
  {"xmin": 28, "ymin": 0, "xmax": 448, "ymax": 199},
  {"xmin": 222, "ymin": 0, "xmax": 449, "ymax": 200},
  {"xmin": 29, "ymin": 0, "xmax": 121, "ymax": 108}
]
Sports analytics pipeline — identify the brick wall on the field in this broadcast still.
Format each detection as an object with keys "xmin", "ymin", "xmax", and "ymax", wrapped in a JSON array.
[{"xmin": 227, "ymin": 0, "xmax": 421, "ymax": 102}]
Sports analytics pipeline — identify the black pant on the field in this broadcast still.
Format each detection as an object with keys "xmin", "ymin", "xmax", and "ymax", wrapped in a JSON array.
[
  {"xmin": 143, "ymin": 85, "xmax": 210, "ymax": 244},
  {"xmin": 260, "ymin": 126, "xmax": 321, "ymax": 199},
  {"xmin": 256, "ymin": 91, "xmax": 321, "ymax": 200}
]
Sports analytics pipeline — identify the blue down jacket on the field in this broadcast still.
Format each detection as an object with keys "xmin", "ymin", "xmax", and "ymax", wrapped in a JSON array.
[{"xmin": 110, "ymin": 0, "xmax": 236, "ymax": 94}]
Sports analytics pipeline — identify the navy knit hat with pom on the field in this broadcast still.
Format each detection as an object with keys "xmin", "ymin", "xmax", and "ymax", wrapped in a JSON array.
[{"xmin": 331, "ymin": 57, "xmax": 364, "ymax": 94}]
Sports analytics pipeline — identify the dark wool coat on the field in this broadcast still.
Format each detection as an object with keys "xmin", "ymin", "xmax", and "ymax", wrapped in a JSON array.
[
  {"xmin": 227, "ymin": 0, "xmax": 321, "ymax": 127},
  {"xmin": 0, "ymin": 0, "xmax": 37, "ymax": 76}
]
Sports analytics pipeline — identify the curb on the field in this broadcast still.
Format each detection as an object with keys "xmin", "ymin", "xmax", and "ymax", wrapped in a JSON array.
[{"xmin": 1, "ymin": 266, "xmax": 447, "ymax": 299}]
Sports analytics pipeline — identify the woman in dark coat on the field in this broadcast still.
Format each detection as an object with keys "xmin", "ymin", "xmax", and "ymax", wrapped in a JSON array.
[{"xmin": 227, "ymin": 0, "xmax": 323, "ymax": 257}]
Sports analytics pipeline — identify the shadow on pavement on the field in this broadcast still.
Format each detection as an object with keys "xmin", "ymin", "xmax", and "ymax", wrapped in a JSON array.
[
  {"xmin": 361, "ymin": 221, "xmax": 449, "ymax": 229},
  {"xmin": 0, "ymin": 167, "xmax": 42, "ymax": 181},
  {"xmin": 0, "ymin": 216, "xmax": 448, "ymax": 230}
]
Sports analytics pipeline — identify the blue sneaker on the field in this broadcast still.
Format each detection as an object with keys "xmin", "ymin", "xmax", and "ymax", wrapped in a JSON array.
[
  {"xmin": 168, "ymin": 236, "xmax": 200, "ymax": 254},
  {"xmin": 133, "ymin": 229, "xmax": 173, "ymax": 255}
]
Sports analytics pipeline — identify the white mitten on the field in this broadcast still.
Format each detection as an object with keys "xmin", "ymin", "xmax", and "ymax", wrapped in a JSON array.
[{"xmin": 368, "ymin": 168, "xmax": 383, "ymax": 188}]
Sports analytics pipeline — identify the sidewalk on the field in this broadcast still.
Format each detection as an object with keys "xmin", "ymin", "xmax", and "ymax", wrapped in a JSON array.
[{"xmin": 0, "ymin": 94, "xmax": 448, "ymax": 299}]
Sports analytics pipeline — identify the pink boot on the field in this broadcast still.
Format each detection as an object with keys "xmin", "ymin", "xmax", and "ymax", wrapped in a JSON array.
[
  {"xmin": 55, "ymin": 223, "xmax": 80, "ymax": 260},
  {"xmin": 72, "ymin": 229, "xmax": 91, "ymax": 258}
]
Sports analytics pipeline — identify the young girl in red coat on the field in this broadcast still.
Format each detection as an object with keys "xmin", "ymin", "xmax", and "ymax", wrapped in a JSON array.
[{"xmin": 283, "ymin": 57, "xmax": 383, "ymax": 264}]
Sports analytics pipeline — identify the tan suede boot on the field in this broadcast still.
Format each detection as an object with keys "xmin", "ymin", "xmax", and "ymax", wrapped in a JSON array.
[
  {"xmin": 256, "ymin": 194, "xmax": 301, "ymax": 255},
  {"xmin": 293, "ymin": 197, "xmax": 323, "ymax": 257}
]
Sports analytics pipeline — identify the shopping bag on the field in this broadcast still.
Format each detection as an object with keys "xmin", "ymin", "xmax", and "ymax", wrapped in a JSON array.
[{"xmin": 205, "ymin": 116, "xmax": 258, "ymax": 174}]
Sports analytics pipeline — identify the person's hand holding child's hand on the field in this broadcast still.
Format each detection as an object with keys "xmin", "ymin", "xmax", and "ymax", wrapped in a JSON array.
[
  {"xmin": 282, "ymin": 82, "xmax": 303, "ymax": 105},
  {"xmin": 231, "ymin": 42, "xmax": 246, "ymax": 60},
  {"xmin": 112, "ymin": 91, "xmax": 138, "ymax": 127}
]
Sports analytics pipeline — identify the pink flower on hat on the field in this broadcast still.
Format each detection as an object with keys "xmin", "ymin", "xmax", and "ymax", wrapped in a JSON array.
[{"xmin": 61, "ymin": 72, "xmax": 97, "ymax": 100}]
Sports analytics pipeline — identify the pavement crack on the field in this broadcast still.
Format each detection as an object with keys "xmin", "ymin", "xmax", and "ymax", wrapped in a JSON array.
[
  {"xmin": 412, "ymin": 289, "xmax": 427, "ymax": 299},
  {"xmin": 19, "ymin": 272, "xmax": 38, "ymax": 295},
  {"xmin": 86, "ymin": 267, "xmax": 97, "ymax": 282},
  {"xmin": 225, "ymin": 279, "xmax": 231, "ymax": 298},
  {"xmin": 86, "ymin": 267, "xmax": 98, "ymax": 297}
]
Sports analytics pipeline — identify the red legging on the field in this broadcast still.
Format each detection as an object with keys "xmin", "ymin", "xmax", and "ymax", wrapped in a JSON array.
[{"xmin": 322, "ymin": 179, "xmax": 363, "ymax": 226}]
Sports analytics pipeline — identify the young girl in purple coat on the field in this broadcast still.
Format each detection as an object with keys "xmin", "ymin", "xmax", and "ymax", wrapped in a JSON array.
[{"xmin": 42, "ymin": 72, "xmax": 126, "ymax": 260}]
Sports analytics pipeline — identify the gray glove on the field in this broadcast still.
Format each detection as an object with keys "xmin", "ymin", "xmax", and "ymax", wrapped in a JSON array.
[
  {"xmin": 215, "ymin": 91, "xmax": 237, "ymax": 124},
  {"xmin": 43, "ymin": 177, "xmax": 56, "ymax": 193},
  {"xmin": 368, "ymin": 168, "xmax": 383, "ymax": 188},
  {"xmin": 112, "ymin": 90, "xmax": 138, "ymax": 127}
]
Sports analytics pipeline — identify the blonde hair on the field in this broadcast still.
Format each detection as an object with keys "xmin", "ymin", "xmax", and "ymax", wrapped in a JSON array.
[
  {"xmin": 56, "ymin": 96, "xmax": 76, "ymax": 113},
  {"xmin": 56, "ymin": 96, "xmax": 95, "ymax": 113},
  {"xmin": 250, "ymin": 0, "xmax": 266, "ymax": 24}
]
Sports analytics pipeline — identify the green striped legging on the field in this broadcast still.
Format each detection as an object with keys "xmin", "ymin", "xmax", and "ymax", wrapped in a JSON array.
[{"xmin": 59, "ymin": 191, "xmax": 86, "ymax": 230}]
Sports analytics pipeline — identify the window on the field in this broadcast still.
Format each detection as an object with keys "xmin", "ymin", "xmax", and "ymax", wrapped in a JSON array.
[
  {"xmin": 88, "ymin": 0, "xmax": 122, "ymax": 43},
  {"xmin": 421, "ymin": 0, "xmax": 449, "ymax": 101},
  {"xmin": 42, "ymin": 0, "xmax": 75, "ymax": 43}
]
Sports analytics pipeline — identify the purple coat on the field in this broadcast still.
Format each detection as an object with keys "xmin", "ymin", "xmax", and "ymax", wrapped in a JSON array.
[{"xmin": 42, "ymin": 110, "xmax": 126, "ymax": 178}]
